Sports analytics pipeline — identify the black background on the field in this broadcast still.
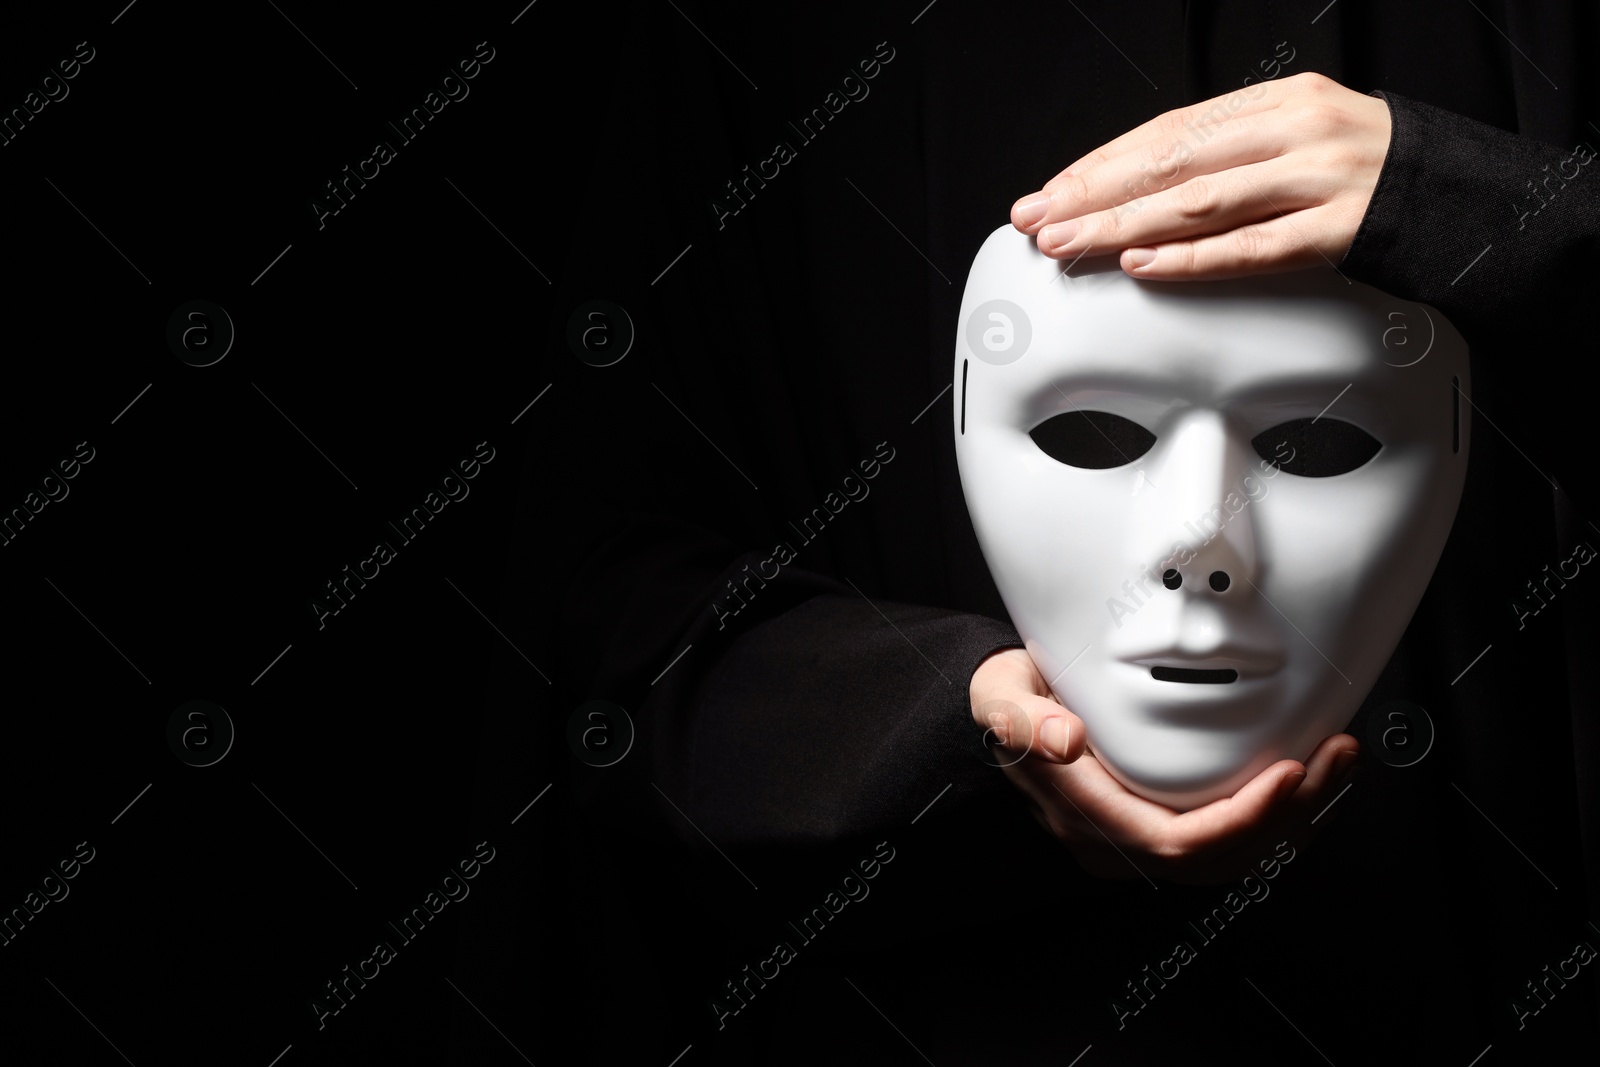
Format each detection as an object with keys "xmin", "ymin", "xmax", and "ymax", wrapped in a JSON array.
[
  {"xmin": 2, "ymin": 2, "xmax": 1597, "ymax": 1065},
  {"xmin": 1, "ymin": 2, "xmax": 587, "ymax": 1063}
]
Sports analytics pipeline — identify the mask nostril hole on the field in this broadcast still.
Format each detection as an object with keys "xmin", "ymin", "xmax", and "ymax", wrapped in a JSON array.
[
  {"xmin": 1209, "ymin": 571, "xmax": 1230, "ymax": 592},
  {"xmin": 1163, "ymin": 569, "xmax": 1182, "ymax": 590}
]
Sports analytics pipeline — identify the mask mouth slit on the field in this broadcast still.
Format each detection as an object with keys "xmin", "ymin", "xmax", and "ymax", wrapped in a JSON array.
[{"xmin": 1151, "ymin": 666, "xmax": 1238, "ymax": 684}]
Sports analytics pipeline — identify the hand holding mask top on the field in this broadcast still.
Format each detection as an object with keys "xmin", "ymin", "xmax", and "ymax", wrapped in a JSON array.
[{"xmin": 956, "ymin": 226, "xmax": 1469, "ymax": 882}]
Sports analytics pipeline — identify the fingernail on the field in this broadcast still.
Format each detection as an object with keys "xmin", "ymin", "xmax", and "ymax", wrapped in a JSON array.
[
  {"xmin": 1274, "ymin": 770, "xmax": 1306, "ymax": 803},
  {"xmin": 1041, "ymin": 220, "xmax": 1079, "ymax": 253},
  {"xmin": 1013, "ymin": 193, "xmax": 1050, "ymax": 229},
  {"xmin": 1125, "ymin": 247, "xmax": 1157, "ymax": 269},
  {"xmin": 1040, "ymin": 717, "xmax": 1070, "ymax": 759}
]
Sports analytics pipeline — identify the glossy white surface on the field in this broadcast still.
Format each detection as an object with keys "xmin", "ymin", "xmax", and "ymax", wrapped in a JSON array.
[{"xmin": 954, "ymin": 226, "xmax": 1469, "ymax": 810}]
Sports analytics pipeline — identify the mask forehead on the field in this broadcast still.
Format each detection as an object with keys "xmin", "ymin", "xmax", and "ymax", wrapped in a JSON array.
[{"xmin": 959, "ymin": 230, "xmax": 1455, "ymax": 432}]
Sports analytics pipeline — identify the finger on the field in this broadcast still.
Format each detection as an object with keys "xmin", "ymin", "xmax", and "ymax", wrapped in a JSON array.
[
  {"xmin": 1035, "ymin": 157, "xmax": 1328, "ymax": 258},
  {"xmin": 1025, "ymin": 755, "xmax": 1299, "ymax": 884},
  {"xmin": 1015, "ymin": 700, "xmax": 1085, "ymax": 763},
  {"xmin": 1028, "ymin": 735, "xmax": 1357, "ymax": 883},
  {"xmin": 1011, "ymin": 789, "xmax": 1125, "ymax": 878},
  {"xmin": 1118, "ymin": 205, "xmax": 1351, "ymax": 280},
  {"xmin": 1002, "ymin": 756, "xmax": 1155, "ymax": 880},
  {"xmin": 1032, "ymin": 113, "xmax": 1291, "ymax": 238},
  {"xmin": 1162, "ymin": 737, "xmax": 1359, "ymax": 868},
  {"xmin": 974, "ymin": 693, "xmax": 1086, "ymax": 763},
  {"xmin": 970, "ymin": 649, "xmax": 1085, "ymax": 762},
  {"xmin": 978, "ymin": 647, "xmax": 1057, "ymax": 698},
  {"xmin": 1011, "ymin": 81, "xmax": 1292, "ymax": 232},
  {"xmin": 1160, "ymin": 758, "xmax": 1308, "ymax": 853},
  {"xmin": 1057, "ymin": 71, "xmax": 1343, "ymax": 182},
  {"xmin": 1044, "ymin": 750, "xmax": 1192, "ymax": 847},
  {"xmin": 1059, "ymin": 78, "xmax": 1295, "ymax": 178},
  {"xmin": 1286, "ymin": 735, "xmax": 1361, "ymax": 821}
]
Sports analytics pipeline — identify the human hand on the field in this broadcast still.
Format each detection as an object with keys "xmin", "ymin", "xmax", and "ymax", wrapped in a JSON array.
[
  {"xmin": 1009, "ymin": 71, "xmax": 1391, "ymax": 280},
  {"xmin": 971, "ymin": 648, "xmax": 1359, "ymax": 885}
]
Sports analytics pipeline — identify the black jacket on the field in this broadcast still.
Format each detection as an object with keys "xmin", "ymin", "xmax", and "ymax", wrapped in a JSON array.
[{"xmin": 495, "ymin": 2, "xmax": 1600, "ymax": 1061}]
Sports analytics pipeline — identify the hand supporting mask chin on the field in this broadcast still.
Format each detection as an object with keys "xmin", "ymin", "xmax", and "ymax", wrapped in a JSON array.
[{"xmin": 954, "ymin": 226, "xmax": 1470, "ymax": 811}]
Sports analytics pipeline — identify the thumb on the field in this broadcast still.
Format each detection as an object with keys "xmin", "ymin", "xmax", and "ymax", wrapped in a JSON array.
[{"xmin": 974, "ymin": 691, "xmax": 1085, "ymax": 764}]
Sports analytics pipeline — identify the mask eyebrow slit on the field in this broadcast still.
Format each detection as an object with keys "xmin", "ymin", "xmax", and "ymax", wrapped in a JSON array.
[{"xmin": 961, "ymin": 358, "xmax": 968, "ymax": 435}]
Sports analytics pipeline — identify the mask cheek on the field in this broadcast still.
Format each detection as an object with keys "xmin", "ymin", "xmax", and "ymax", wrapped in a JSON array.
[
  {"xmin": 1032, "ymin": 487, "xmax": 1125, "ymax": 620},
  {"xmin": 1262, "ymin": 491, "xmax": 1379, "ymax": 651}
]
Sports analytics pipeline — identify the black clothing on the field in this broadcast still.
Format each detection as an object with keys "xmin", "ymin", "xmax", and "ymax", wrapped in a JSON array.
[{"xmin": 501, "ymin": 2, "xmax": 1600, "ymax": 1061}]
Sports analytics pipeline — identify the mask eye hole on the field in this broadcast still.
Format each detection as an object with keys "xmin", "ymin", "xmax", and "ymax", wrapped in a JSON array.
[
  {"xmin": 1253, "ymin": 418, "xmax": 1381, "ymax": 477},
  {"xmin": 1029, "ymin": 410, "xmax": 1156, "ymax": 469}
]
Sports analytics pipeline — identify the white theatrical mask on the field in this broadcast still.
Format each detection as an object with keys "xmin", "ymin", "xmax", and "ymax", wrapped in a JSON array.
[{"xmin": 954, "ymin": 226, "xmax": 1469, "ymax": 810}]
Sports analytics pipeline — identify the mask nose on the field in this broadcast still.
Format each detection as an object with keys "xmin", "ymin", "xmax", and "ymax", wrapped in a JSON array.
[
  {"xmin": 1159, "ymin": 566, "xmax": 1234, "ymax": 592},
  {"xmin": 1145, "ymin": 409, "xmax": 1259, "ymax": 593}
]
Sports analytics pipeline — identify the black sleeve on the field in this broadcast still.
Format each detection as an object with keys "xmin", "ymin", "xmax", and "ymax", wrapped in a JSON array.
[
  {"xmin": 1341, "ymin": 91, "xmax": 1600, "ymax": 510},
  {"xmin": 1343, "ymin": 91, "xmax": 1600, "ymax": 326},
  {"xmin": 652, "ymin": 583, "xmax": 1025, "ymax": 844},
  {"xmin": 561, "ymin": 520, "xmax": 1025, "ymax": 847}
]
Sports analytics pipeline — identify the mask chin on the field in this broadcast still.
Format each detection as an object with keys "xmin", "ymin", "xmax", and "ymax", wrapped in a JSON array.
[{"xmin": 1093, "ymin": 747, "xmax": 1261, "ymax": 811}]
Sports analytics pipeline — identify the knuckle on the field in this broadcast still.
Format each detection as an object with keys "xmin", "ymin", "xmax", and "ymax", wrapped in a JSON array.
[
  {"xmin": 1309, "ymin": 148, "xmax": 1359, "ymax": 186},
  {"xmin": 1051, "ymin": 171, "xmax": 1092, "ymax": 207},
  {"xmin": 1291, "ymin": 70, "xmax": 1335, "ymax": 93},
  {"xmin": 1158, "ymin": 107, "xmax": 1194, "ymax": 138},
  {"xmin": 1150, "ymin": 834, "xmax": 1189, "ymax": 864},
  {"xmin": 1137, "ymin": 141, "xmax": 1183, "ymax": 184},
  {"xmin": 1291, "ymin": 102, "xmax": 1349, "ymax": 139},
  {"xmin": 1229, "ymin": 224, "xmax": 1273, "ymax": 264},
  {"xmin": 1068, "ymin": 171, "xmax": 1094, "ymax": 206},
  {"xmin": 1080, "ymin": 151, "xmax": 1110, "ymax": 172},
  {"xmin": 1173, "ymin": 179, "xmax": 1218, "ymax": 223}
]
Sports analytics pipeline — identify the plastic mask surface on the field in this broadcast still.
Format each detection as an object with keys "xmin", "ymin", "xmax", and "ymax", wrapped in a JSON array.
[{"xmin": 954, "ymin": 226, "xmax": 1469, "ymax": 810}]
